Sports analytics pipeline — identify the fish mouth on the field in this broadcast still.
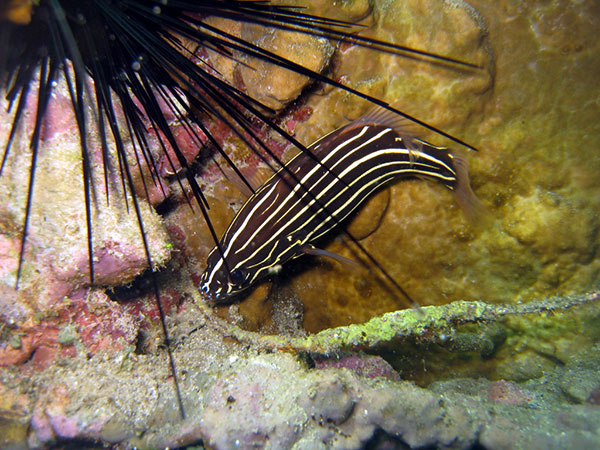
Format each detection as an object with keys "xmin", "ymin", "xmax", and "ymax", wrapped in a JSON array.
[
  {"xmin": 198, "ymin": 284, "xmax": 233, "ymax": 305},
  {"xmin": 201, "ymin": 286, "xmax": 255, "ymax": 306}
]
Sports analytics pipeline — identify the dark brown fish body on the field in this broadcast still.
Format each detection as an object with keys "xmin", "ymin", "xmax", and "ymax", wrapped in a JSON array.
[{"xmin": 200, "ymin": 110, "xmax": 480, "ymax": 301}]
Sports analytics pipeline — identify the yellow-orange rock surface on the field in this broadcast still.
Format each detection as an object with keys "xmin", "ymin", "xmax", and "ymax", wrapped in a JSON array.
[{"xmin": 184, "ymin": 0, "xmax": 600, "ymax": 332}]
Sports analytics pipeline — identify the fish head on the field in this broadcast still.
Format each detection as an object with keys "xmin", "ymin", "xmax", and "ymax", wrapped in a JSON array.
[
  {"xmin": 199, "ymin": 236, "xmax": 299, "ymax": 302},
  {"xmin": 199, "ymin": 238, "xmax": 281, "ymax": 302},
  {"xmin": 199, "ymin": 247, "xmax": 254, "ymax": 302}
]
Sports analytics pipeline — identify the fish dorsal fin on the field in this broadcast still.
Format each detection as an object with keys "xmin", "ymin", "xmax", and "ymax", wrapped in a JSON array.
[
  {"xmin": 355, "ymin": 105, "xmax": 424, "ymax": 138},
  {"xmin": 354, "ymin": 106, "xmax": 425, "ymax": 163}
]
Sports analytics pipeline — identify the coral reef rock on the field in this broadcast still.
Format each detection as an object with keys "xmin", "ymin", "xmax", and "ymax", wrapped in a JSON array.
[{"xmin": 1, "ymin": 0, "xmax": 599, "ymax": 449}]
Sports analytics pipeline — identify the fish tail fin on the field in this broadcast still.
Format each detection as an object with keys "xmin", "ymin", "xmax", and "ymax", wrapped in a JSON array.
[{"xmin": 451, "ymin": 151, "xmax": 492, "ymax": 226}]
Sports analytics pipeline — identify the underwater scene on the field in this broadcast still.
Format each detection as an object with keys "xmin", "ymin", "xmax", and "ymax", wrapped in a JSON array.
[{"xmin": 0, "ymin": 0, "xmax": 599, "ymax": 448}]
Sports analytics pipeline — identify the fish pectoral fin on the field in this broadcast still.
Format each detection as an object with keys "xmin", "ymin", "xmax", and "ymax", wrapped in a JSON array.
[{"xmin": 300, "ymin": 245, "xmax": 361, "ymax": 268}]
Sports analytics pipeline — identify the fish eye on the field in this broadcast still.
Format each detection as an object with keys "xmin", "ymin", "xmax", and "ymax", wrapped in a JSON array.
[{"xmin": 229, "ymin": 268, "xmax": 249, "ymax": 286}]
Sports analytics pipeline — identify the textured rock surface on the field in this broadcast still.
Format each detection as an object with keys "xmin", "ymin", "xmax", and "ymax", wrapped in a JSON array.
[
  {"xmin": 0, "ymin": 68, "xmax": 172, "ymax": 323},
  {"xmin": 0, "ymin": 67, "xmax": 176, "ymax": 375},
  {"xmin": 1, "ymin": 301, "xmax": 600, "ymax": 450},
  {"xmin": 167, "ymin": 0, "xmax": 600, "ymax": 333},
  {"xmin": 281, "ymin": 0, "xmax": 600, "ymax": 330},
  {"xmin": 238, "ymin": 23, "xmax": 335, "ymax": 110}
]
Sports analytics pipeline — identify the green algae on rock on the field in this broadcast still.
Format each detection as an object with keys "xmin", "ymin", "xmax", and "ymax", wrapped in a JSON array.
[
  {"xmin": 2, "ymin": 288, "xmax": 599, "ymax": 449},
  {"xmin": 189, "ymin": 273, "xmax": 600, "ymax": 356}
]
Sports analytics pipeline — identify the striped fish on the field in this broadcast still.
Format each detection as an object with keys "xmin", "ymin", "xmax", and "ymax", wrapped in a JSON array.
[{"xmin": 199, "ymin": 107, "xmax": 483, "ymax": 301}]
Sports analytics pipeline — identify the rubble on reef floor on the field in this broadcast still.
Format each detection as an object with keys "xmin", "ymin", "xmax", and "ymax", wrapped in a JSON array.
[{"xmin": 1, "ymin": 291, "xmax": 600, "ymax": 449}]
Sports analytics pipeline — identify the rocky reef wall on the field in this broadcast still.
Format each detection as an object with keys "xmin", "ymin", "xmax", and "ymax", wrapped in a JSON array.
[{"xmin": 0, "ymin": 0, "xmax": 599, "ymax": 448}]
